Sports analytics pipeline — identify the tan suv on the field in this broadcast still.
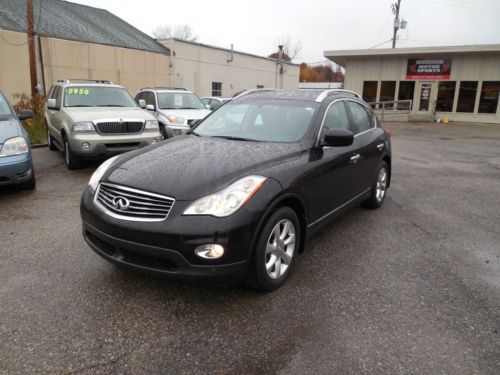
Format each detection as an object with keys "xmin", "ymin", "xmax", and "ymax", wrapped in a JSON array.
[{"xmin": 45, "ymin": 80, "xmax": 161, "ymax": 169}]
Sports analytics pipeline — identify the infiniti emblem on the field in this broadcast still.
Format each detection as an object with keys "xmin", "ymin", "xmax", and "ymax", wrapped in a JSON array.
[{"xmin": 112, "ymin": 196, "xmax": 130, "ymax": 211}]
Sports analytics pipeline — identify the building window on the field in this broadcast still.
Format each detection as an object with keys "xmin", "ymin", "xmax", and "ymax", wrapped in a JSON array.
[
  {"xmin": 256, "ymin": 85, "xmax": 264, "ymax": 89},
  {"xmin": 397, "ymin": 81, "xmax": 415, "ymax": 110},
  {"xmin": 436, "ymin": 81, "xmax": 456, "ymax": 112},
  {"xmin": 456, "ymin": 81, "xmax": 478, "ymax": 113},
  {"xmin": 212, "ymin": 82, "xmax": 222, "ymax": 97},
  {"xmin": 380, "ymin": 81, "xmax": 396, "ymax": 109},
  {"xmin": 362, "ymin": 81, "xmax": 378, "ymax": 106},
  {"xmin": 478, "ymin": 81, "xmax": 500, "ymax": 114}
]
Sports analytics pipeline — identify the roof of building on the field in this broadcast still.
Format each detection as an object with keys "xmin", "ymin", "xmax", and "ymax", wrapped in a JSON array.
[
  {"xmin": 160, "ymin": 38, "xmax": 299, "ymax": 67},
  {"xmin": 325, "ymin": 44, "xmax": 500, "ymax": 67},
  {"xmin": 0, "ymin": 0, "xmax": 170, "ymax": 54}
]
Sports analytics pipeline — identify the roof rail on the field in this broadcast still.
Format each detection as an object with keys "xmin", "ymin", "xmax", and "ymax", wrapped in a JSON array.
[
  {"xmin": 57, "ymin": 79, "xmax": 113, "ymax": 84},
  {"xmin": 233, "ymin": 88, "xmax": 281, "ymax": 100},
  {"xmin": 140, "ymin": 87, "xmax": 187, "ymax": 91},
  {"xmin": 315, "ymin": 89, "xmax": 361, "ymax": 102}
]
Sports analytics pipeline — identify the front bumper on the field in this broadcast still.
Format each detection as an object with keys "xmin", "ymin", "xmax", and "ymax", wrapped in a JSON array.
[
  {"xmin": 80, "ymin": 185, "xmax": 272, "ymax": 284},
  {"xmin": 69, "ymin": 132, "xmax": 161, "ymax": 158},
  {"xmin": 0, "ymin": 154, "xmax": 33, "ymax": 186}
]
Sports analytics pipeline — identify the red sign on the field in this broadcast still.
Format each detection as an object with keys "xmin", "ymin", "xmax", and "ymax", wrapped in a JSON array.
[{"xmin": 406, "ymin": 59, "xmax": 452, "ymax": 80}]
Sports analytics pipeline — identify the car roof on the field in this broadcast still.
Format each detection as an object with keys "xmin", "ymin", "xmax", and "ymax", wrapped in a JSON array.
[
  {"xmin": 54, "ymin": 81, "xmax": 124, "ymax": 89},
  {"xmin": 233, "ymin": 89, "xmax": 362, "ymax": 103}
]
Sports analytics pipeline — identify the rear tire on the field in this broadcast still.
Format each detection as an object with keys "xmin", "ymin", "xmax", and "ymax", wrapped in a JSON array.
[
  {"xmin": 362, "ymin": 161, "xmax": 388, "ymax": 209},
  {"xmin": 63, "ymin": 136, "xmax": 80, "ymax": 170},
  {"xmin": 245, "ymin": 207, "xmax": 300, "ymax": 292}
]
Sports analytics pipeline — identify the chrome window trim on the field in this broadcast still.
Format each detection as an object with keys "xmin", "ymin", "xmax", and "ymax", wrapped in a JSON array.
[
  {"xmin": 93, "ymin": 182, "xmax": 175, "ymax": 222},
  {"xmin": 314, "ymin": 98, "xmax": 347, "ymax": 146},
  {"xmin": 308, "ymin": 188, "xmax": 371, "ymax": 228},
  {"xmin": 344, "ymin": 98, "xmax": 378, "ymax": 136}
]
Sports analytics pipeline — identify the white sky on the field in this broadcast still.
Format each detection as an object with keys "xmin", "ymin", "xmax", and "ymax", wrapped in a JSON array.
[{"xmin": 74, "ymin": 0, "xmax": 500, "ymax": 64}]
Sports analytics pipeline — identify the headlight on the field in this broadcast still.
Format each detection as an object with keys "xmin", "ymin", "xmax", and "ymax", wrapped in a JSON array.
[
  {"xmin": 0, "ymin": 137, "xmax": 29, "ymax": 157},
  {"xmin": 166, "ymin": 115, "xmax": 186, "ymax": 125},
  {"xmin": 88, "ymin": 155, "xmax": 119, "ymax": 191},
  {"xmin": 184, "ymin": 176, "xmax": 267, "ymax": 217},
  {"xmin": 72, "ymin": 121, "xmax": 95, "ymax": 132},
  {"xmin": 145, "ymin": 120, "xmax": 159, "ymax": 130}
]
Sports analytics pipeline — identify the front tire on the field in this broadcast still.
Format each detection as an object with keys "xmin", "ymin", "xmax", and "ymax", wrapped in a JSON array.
[
  {"xmin": 245, "ymin": 207, "xmax": 300, "ymax": 292},
  {"xmin": 362, "ymin": 161, "xmax": 388, "ymax": 209},
  {"xmin": 63, "ymin": 136, "xmax": 80, "ymax": 170}
]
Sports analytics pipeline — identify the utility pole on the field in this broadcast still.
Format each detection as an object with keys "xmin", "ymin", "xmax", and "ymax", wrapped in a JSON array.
[
  {"xmin": 278, "ymin": 45, "xmax": 283, "ymax": 89},
  {"xmin": 27, "ymin": 0, "xmax": 38, "ymax": 97},
  {"xmin": 392, "ymin": 0, "xmax": 401, "ymax": 48}
]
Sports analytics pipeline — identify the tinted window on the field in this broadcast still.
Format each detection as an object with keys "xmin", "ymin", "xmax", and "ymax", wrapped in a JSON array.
[
  {"xmin": 146, "ymin": 92, "xmax": 156, "ymax": 107},
  {"xmin": 478, "ymin": 81, "xmax": 500, "ymax": 114},
  {"xmin": 64, "ymin": 86, "xmax": 136, "ymax": 107},
  {"xmin": 347, "ymin": 101, "xmax": 372, "ymax": 134},
  {"xmin": 0, "ymin": 92, "xmax": 13, "ymax": 116},
  {"xmin": 195, "ymin": 101, "xmax": 318, "ymax": 143},
  {"xmin": 457, "ymin": 81, "xmax": 478, "ymax": 113},
  {"xmin": 436, "ymin": 81, "xmax": 456, "ymax": 112},
  {"xmin": 210, "ymin": 99, "xmax": 222, "ymax": 110},
  {"xmin": 323, "ymin": 101, "xmax": 350, "ymax": 131},
  {"xmin": 54, "ymin": 86, "xmax": 62, "ymax": 108}
]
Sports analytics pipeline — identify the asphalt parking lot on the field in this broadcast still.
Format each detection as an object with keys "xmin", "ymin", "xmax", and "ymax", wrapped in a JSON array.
[{"xmin": 1, "ymin": 122, "xmax": 499, "ymax": 374}]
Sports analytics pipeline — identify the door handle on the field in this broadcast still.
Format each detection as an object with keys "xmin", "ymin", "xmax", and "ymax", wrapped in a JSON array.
[
  {"xmin": 377, "ymin": 143, "xmax": 385, "ymax": 151},
  {"xmin": 350, "ymin": 154, "xmax": 361, "ymax": 163}
]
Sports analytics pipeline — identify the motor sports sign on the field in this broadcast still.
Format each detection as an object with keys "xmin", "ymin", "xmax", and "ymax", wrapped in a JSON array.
[{"xmin": 406, "ymin": 59, "xmax": 452, "ymax": 80}]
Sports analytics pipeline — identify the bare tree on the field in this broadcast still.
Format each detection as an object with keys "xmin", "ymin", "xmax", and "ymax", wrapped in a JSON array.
[
  {"xmin": 269, "ymin": 35, "xmax": 302, "ymax": 63},
  {"xmin": 152, "ymin": 24, "xmax": 198, "ymax": 42}
]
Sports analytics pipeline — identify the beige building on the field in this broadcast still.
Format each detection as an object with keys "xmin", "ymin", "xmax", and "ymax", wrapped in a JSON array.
[
  {"xmin": 160, "ymin": 38, "xmax": 300, "ymax": 97},
  {"xmin": 0, "ymin": 0, "xmax": 170, "ymax": 101},
  {"xmin": 325, "ymin": 45, "xmax": 500, "ymax": 124}
]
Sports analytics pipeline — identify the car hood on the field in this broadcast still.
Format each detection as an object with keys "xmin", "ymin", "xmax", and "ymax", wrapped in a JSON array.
[
  {"xmin": 157, "ymin": 108, "xmax": 211, "ymax": 121},
  {"xmin": 0, "ymin": 117, "xmax": 21, "ymax": 144},
  {"xmin": 106, "ymin": 136, "xmax": 302, "ymax": 200},
  {"xmin": 64, "ymin": 107, "xmax": 155, "ymax": 122}
]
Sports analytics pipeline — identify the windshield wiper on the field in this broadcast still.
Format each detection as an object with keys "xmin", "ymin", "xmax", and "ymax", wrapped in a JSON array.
[
  {"xmin": 66, "ymin": 105, "xmax": 92, "ymax": 107},
  {"xmin": 187, "ymin": 130, "xmax": 201, "ymax": 136},
  {"xmin": 211, "ymin": 135, "xmax": 260, "ymax": 142},
  {"xmin": 96, "ymin": 104, "xmax": 127, "ymax": 107}
]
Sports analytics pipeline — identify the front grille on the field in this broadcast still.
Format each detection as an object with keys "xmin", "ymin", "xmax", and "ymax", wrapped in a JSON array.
[
  {"xmin": 95, "ymin": 182, "xmax": 175, "ymax": 221},
  {"xmin": 95, "ymin": 121, "xmax": 144, "ymax": 134},
  {"xmin": 86, "ymin": 231, "xmax": 178, "ymax": 270}
]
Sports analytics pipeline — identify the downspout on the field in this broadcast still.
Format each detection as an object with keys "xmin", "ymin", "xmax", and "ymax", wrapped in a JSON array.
[{"xmin": 227, "ymin": 43, "xmax": 234, "ymax": 63}]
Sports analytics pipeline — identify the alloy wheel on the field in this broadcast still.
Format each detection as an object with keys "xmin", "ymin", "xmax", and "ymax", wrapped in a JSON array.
[
  {"xmin": 376, "ymin": 167, "xmax": 387, "ymax": 202},
  {"xmin": 265, "ymin": 219, "xmax": 296, "ymax": 279}
]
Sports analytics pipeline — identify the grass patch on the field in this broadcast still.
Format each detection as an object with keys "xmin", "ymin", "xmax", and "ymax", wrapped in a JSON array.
[{"xmin": 12, "ymin": 93, "xmax": 46, "ymax": 145}]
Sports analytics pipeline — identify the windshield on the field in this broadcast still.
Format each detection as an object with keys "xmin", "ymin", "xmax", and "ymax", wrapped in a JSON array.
[
  {"xmin": 158, "ymin": 92, "xmax": 205, "ymax": 110},
  {"xmin": 194, "ymin": 101, "xmax": 318, "ymax": 143},
  {"xmin": 0, "ymin": 93, "xmax": 13, "ymax": 116},
  {"xmin": 63, "ymin": 86, "xmax": 137, "ymax": 107}
]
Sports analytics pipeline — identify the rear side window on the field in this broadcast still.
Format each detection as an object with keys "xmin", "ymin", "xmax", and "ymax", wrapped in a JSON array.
[
  {"xmin": 146, "ymin": 92, "xmax": 156, "ymax": 108},
  {"xmin": 323, "ymin": 101, "xmax": 350, "ymax": 131},
  {"xmin": 347, "ymin": 101, "xmax": 372, "ymax": 134}
]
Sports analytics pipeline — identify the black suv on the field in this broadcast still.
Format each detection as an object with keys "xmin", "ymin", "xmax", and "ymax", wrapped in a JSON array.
[{"xmin": 81, "ymin": 89, "xmax": 391, "ymax": 291}]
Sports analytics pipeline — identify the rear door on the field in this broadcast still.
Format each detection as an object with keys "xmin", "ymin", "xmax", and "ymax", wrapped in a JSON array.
[{"xmin": 346, "ymin": 100, "xmax": 386, "ymax": 191}]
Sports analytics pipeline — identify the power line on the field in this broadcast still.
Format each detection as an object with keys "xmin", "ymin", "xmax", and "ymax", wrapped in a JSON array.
[{"xmin": 369, "ymin": 38, "xmax": 394, "ymax": 49}]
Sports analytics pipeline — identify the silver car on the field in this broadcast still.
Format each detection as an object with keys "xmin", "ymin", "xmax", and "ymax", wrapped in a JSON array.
[
  {"xmin": 45, "ymin": 80, "xmax": 161, "ymax": 170},
  {"xmin": 135, "ymin": 87, "xmax": 211, "ymax": 139}
]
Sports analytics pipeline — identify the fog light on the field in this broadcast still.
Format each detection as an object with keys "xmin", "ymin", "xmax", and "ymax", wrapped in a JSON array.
[
  {"xmin": 82, "ymin": 142, "xmax": 90, "ymax": 150},
  {"xmin": 152, "ymin": 139, "xmax": 158, "ymax": 144},
  {"xmin": 195, "ymin": 244, "xmax": 224, "ymax": 259},
  {"xmin": 173, "ymin": 129, "xmax": 181, "ymax": 136}
]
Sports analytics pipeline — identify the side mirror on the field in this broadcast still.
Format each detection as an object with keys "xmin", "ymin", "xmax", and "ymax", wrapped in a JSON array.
[
  {"xmin": 321, "ymin": 128, "xmax": 354, "ymax": 147},
  {"xmin": 18, "ymin": 109, "xmax": 33, "ymax": 120},
  {"xmin": 47, "ymin": 98, "xmax": 57, "ymax": 109},
  {"xmin": 205, "ymin": 104, "xmax": 212, "ymax": 110},
  {"xmin": 146, "ymin": 104, "xmax": 155, "ymax": 111},
  {"xmin": 138, "ymin": 99, "xmax": 146, "ymax": 109}
]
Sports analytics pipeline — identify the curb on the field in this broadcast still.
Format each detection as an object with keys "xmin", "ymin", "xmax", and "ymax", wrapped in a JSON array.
[{"xmin": 32, "ymin": 143, "xmax": 48, "ymax": 149}]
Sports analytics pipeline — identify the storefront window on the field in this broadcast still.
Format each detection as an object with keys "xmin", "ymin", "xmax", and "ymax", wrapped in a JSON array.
[
  {"xmin": 478, "ymin": 81, "xmax": 500, "ymax": 114},
  {"xmin": 380, "ymin": 81, "xmax": 396, "ymax": 109},
  {"xmin": 362, "ymin": 81, "xmax": 378, "ymax": 106},
  {"xmin": 398, "ymin": 81, "xmax": 415, "ymax": 110},
  {"xmin": 456, "ymin": 81, "xmax": 478, "ymax": 113},
  {"xmin": 436, "ymin": 81, "xmax": 456, "ymax": 112}
]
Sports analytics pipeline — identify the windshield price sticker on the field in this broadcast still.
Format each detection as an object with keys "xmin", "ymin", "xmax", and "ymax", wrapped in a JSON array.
[
  {"xmin": 66, "ymin": 88, "xmax": 90, "ymax": 95},
  {"xmin": 174, "ymin": 94, "xmax": 183, "ymax": 106}
]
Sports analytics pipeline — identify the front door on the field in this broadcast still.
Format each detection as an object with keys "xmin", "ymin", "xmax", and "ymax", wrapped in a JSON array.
[{"xmin": 416, "ymin": 82, "xmax": 435, "ymax": 114}]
